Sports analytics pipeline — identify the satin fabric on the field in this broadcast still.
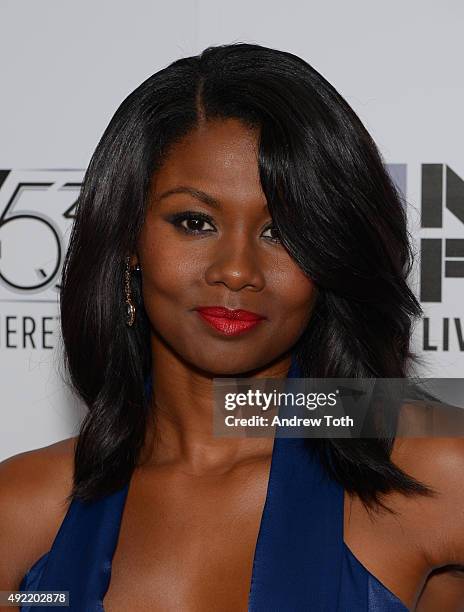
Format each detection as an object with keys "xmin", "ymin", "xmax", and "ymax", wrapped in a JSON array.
[{"xmin": 19, "ymin": 355, "xmax": 408, "ymax": 611}]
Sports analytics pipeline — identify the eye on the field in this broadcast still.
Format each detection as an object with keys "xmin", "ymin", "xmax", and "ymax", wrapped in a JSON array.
[
  {"xmin": 166, "ymin": 210, "xmax": 282, "ymax": 244},
  {"xmin": 262, "ymin": 224, "xmax": 282, "ymax": 244},
  {"xmin": 168, "ymin": 211, "xmax": 216, "ymax": 235}
]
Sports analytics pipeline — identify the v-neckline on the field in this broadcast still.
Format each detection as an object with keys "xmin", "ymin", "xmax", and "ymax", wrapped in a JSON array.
[
  {"xmin": 102, "ymin": 442, "xmax": 408, "ymax": 612},
  {"xmin": 102, "ymin": 427, "xmax": 282, "ymax": 612},
  {"xmin": 28, "ymin": 433, "xmax": 407, "ymax": 612},
  {"xmin": 27, "ymin": 438, "xmax": 408, "ymax": 610},
  {"xmin": 21, "ymin": 355, "xmax": 408, "ymax": 610},
  {"xmin": 102, "ymin": 360, "xmax": 300, "ymax": 612}
]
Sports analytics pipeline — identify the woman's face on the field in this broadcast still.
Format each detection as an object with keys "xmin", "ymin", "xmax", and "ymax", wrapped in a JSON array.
[{"xmin": 133, "ymin": 118, "xmax": 317, "ymax": 376}]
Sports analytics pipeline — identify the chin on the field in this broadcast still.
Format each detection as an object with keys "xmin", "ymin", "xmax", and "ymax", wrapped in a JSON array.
[{"xmin": 189, "ymin": 355, "xmax": 263, "ymax": 378}]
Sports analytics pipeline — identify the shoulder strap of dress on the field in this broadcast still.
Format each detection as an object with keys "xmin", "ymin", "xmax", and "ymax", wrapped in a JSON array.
[
  {"xmin": 248, "ymin": 353, "xmax": 345, "ymax": 611},
  {"xmin": 36, "ymin": 483, "xmax": 129, "ymax": 611}
]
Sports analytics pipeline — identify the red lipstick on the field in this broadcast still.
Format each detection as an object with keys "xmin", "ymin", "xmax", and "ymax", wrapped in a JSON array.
[{"xmin": 195, "ymin": 306, "xmax": 265, "ymax": 336}]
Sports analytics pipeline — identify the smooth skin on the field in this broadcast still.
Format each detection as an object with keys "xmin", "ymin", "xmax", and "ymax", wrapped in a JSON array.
[{"xmin": 1, "ymin": 118, "xmax": 464, "ymax": 611}]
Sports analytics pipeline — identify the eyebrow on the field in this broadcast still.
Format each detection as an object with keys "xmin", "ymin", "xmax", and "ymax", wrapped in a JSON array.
[{"xmin": 155, "ymin": 186, "xmax": 268, "ymax": 211}]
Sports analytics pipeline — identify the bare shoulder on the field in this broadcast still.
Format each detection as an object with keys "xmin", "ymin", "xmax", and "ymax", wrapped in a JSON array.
[
  {"xmin": 0, "ymin": 436, "xmax": 78, "ymax": 590},
  {"xmin": 391, "ymin": 433, "xmax": 464, "ymax": 569}
]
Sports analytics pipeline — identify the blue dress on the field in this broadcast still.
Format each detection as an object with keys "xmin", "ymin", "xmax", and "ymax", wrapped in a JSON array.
[{"xmin": 19, "ymin": 356, "xmax": 409, "ymax": 611}]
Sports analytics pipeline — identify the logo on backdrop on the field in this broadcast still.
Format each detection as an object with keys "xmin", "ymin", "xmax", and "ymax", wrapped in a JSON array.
[
  {"xmin": 0, "ymin": 169, "xmax": 83, "ymax": 348},
  {"xmin": 420, "ymin": 165, "xmax": 464, "ymax": 302},
  {"xmin": 419, "ymin": 165, "xmax": 464, "ymax": 353},
  {"xmin": 0, "ymin": 166, "xmax": 462, "ymax": 352}
]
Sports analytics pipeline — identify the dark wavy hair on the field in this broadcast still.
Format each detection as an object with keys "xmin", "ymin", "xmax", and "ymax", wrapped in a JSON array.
[{"xmin": 60, "ymin": 42, "xmax": 436, "ymax": 511}]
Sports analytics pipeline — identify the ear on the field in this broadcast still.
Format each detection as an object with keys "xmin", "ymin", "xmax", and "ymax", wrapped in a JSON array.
[{"xmin": 129, "ymin": 254, "xmax": 139, "ymax": 268}]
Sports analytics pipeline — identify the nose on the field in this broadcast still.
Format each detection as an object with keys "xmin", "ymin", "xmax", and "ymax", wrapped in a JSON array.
[{"xmin": 204, "ymin": 233, "xmax": 266, "ymax": 292}]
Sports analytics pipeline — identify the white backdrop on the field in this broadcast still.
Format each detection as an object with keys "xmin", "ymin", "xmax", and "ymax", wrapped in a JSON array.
[{"xmin": 1, "ymin": 0, "xmax": 463, "ymax": 461}]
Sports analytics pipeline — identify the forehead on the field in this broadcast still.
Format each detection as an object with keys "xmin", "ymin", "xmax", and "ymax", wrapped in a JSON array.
[{"xmin": 150, "ymin": 119, "xmax": 266, "ymax": 206}]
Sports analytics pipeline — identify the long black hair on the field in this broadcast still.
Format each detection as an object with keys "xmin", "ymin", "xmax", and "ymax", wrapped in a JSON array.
[{"xmin": 60, "ymin": 42, "xmax": 436, "ymax": 511}]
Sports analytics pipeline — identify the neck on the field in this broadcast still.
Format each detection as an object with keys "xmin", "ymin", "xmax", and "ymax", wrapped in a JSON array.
[{"xmin": 138, "ymin": 337, "xmax": 292, "ymax": 472}]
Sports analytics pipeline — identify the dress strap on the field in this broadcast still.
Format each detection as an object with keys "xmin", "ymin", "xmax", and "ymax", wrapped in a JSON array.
[
  {"xmin": 36, "ymin": 484, "xmax": 129, "ymax": 611},
  {"xmin": 248, "ymin": 353, "xmax": 345, "ymax": 611}
]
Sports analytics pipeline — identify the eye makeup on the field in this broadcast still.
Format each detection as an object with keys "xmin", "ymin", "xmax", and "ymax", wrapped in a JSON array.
[{"xmin": 165, "ymin": 210, "xmax": 281, "ymax": 243}]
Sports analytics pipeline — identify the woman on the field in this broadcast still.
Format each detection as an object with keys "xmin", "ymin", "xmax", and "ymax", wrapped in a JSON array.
[{"xmin": 1, "ymin": 43, "xmax": 463, "ymax": 611}]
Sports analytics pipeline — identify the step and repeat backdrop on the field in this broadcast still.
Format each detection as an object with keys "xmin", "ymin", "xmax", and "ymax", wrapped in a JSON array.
[{"xmin": 1, "ymin": 1, "xmax": 463, "ymax": 460}]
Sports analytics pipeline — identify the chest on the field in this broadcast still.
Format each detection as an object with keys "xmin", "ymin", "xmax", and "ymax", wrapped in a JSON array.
[
  {"xmin": 102, "ymin": 461, "xmax": 426, "ymax": 612},
  {"xmin": 103, "ymin": 461, "xmax": 271, "ymax": 612}
]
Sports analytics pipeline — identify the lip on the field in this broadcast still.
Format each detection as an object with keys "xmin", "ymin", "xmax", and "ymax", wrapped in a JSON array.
[
  {"xmin": 195, "ymin": 306, "xmax": 266, "ymax": 336},
  {"xmin": 196, "ymin": 306, "xmax": 265, "ymax": 321}
]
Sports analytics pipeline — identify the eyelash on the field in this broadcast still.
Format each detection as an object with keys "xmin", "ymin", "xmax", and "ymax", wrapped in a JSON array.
[{"xmin": 167, "ymin": 210, "xmax": 282, "ymax": 243}]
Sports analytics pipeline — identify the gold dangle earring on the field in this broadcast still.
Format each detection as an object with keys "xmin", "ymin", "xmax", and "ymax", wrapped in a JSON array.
[{"xmin": 124, "ymin": 255, "xmax": 136, "ymax": 327}]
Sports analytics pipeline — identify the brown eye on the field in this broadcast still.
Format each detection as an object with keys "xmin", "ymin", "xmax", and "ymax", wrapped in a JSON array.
[
  {"xmin": 181, "ymin": 217, "xmax": 214, "ymax": 233},
  {"xmin": 168, "ymin": 211, "xmax": 216, "ymax": 235},
  {"xmin": 262, "ymin": 224, "xmax": 281, "ymax": 243}
]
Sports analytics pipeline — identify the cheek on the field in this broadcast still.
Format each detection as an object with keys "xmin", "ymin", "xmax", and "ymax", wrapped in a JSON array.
[
  {"xmin": 294, "ymin": 275, "xmax": 318, "ymax": 314},
  {"xmin": 271, "ymin": 260, "xmax": 318, "ymax": 325},
  {"xmin": 137, "ymin": 232, "xmax": 196, "ymax": 345},
  {"xmin": 137, "ymin": 222, "xmax": 201, "ymax": 299},
  {"xmin": 286, "ymin": 282, "xmax": 318, "ymax": 335}
]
